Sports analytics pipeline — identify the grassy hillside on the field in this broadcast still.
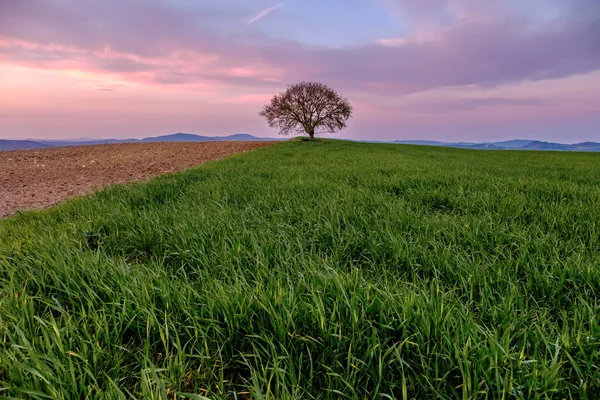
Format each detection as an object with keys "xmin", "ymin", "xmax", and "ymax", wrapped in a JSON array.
[{"xmin": 1, "ymin": 140, "xmax": 599, "ymax": 399}]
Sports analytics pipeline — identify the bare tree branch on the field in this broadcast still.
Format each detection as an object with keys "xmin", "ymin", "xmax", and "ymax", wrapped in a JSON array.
[{"xmin": 259, "ymin": 82, "xmax": 353, "ymax": 140}]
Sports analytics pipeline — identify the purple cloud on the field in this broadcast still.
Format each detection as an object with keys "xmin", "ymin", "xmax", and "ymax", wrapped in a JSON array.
[
  {"xmin": 403, "ymin": 98, "xmax": 551, "ymax": 113},
  {"xmin": 0, "ymin": 0, "xmax": 598, "ymax": 94}
]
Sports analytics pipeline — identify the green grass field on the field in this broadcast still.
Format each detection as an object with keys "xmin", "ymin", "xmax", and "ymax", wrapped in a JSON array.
[{"xmin": 1, "ymin": 139, "xmax": 599, "ymax": 399}]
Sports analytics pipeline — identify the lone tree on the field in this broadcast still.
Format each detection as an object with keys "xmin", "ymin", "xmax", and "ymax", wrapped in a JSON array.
[{"xmin": 259, "ymin": 81, "xmax": 352, "ymax": 141}]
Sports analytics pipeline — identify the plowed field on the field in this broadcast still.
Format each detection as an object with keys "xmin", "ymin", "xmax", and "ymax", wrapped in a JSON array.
[{"xmin": 0, "ymin": 141, "xmax": 277, "ymax": 217}]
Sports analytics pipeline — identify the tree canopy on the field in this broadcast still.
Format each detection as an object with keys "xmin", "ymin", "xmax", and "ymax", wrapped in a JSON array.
[{"xmin": 259, "ymin": 81, "xmax": 353, "ymax": 140}]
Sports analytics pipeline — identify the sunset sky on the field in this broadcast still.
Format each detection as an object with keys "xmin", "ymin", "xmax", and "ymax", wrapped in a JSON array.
[{"xmin": 0, "ymin": 0, "xmax": 599, "ymax": 142}]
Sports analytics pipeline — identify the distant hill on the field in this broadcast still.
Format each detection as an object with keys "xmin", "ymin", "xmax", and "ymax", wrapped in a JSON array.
[
  {"xmin": 141, "ymin": 133, "xmax": 276, "ymax": 143},
  {"xmin": 491, "ymin": 140, "xmax": 535, "ymax": 148},
  {"xmin": 0, "ymin": 140, "xmax": 54, "ymax": 151},
  {"xmin": 519, "ymin": 141, "xmax": 600, "ymax": 152},
  {"xmin": 38, "ymin": 138, "xmax": 139, "ymax": 147},
  {"xmin": 0, "ymin": 133, "xmax": 280, "ymax": 151},
  {"xmin": 392, "ymin": 139, "xmax": 600, "ymax": 152},
  {"xmin": 521, "ymin": 141, "xmax": 567, "ymax": 151},
  {"xmin": 572, "ymin": 142, "xmax": 600, "ymax": 151},
  {"xmin": 2, "ymin": 134, "xmax": 599, "ymax": 152}
]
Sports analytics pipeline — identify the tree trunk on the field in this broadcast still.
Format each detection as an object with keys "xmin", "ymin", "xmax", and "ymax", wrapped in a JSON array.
[{"xmin": 308, "ymin": 130, "xmax": 315, "ymax": 141}]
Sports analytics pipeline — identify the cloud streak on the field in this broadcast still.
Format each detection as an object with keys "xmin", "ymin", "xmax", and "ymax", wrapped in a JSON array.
[{"xmin": 246, "ymin": 2, "xmax": 284, "ymax": 25}]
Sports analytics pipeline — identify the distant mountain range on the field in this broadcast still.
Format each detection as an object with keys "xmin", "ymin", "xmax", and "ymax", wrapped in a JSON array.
[
  {"xmin": 390, "ymin": 139, "xmax": 600, "ymax": 151},
  {"xmin": 0, "ymin": 133, "xmax": 279, "ymax": 151},
  {"xmin": 1, "ymin": 134, "xmax": 599, "ymax": 152},
  {"xmin": 0, "ymin": 140, "xmax": 56, "ymax": 151}
]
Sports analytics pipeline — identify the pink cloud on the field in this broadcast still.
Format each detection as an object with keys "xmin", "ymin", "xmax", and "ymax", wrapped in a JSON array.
[
  {"xmin": 223, "ymin": 94, "xmax": 274, "ymax": 105},
  {"xmin": 1, "ymin": 0, "xmax": 598, "ymax": 96},
  {"xmin": 0, "ymin": 38, "xmax": 286, "ymax": 91}
]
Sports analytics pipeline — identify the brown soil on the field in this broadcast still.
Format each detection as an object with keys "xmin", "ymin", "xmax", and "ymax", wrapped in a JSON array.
[{"xmin": 0, "ymin": 141, "xmax": 278, "ymax": 218}]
